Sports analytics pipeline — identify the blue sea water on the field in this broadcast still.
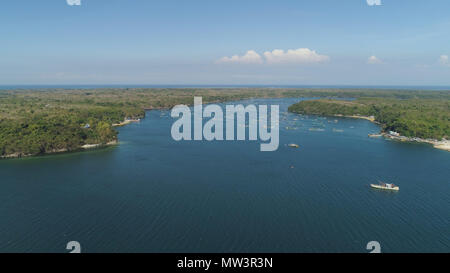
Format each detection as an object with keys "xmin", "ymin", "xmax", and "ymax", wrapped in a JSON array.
[{"xmin": 0, "ymin": 98, "xmax": 448, "ymax": 252}]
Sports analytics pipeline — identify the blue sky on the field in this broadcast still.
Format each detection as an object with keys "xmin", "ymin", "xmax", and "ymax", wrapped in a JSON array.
[{"xmin": 1, "ymin": 0, "xmax": 450, "ymax": 85}]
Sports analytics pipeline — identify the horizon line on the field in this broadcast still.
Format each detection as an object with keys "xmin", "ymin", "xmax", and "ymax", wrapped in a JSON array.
[{"xmin": 1, "ymin": 84, "xmax": 450, "ymax": 91}]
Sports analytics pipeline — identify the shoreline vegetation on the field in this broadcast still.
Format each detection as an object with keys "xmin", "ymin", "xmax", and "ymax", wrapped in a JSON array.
[
  {"xmin": 1, "ymin": 88, "xmax": 449, "ymax": 158},
  {"xmin": 338, "ymin": 115, "xmax": 449, "ymax": 152},
  {"xmin": 288, "ymin": 98, "xmax": 450, "ymax": 152},
  {"xmin": 0, "ymin": 140, "xmax": 119, "ymax": 159}
]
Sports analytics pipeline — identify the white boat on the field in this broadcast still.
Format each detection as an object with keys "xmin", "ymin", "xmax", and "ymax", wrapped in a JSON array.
[{"xmin": 370, "ymin": 182, "xmax": 399, "ymax": 191}]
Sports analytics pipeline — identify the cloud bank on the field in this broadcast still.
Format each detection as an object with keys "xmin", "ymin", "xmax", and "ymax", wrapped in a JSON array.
[
  {"xmin": 366, "ymin": 0, "xmax": 381, "ymax": 6},
  {"xmin": 217, "ymin": 48, "xmax": 329, "ymax": 65}
]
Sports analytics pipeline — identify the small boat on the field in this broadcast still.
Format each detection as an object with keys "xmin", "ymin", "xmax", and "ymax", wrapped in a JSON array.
[
  {"xmin": 370, "ymin": 182, "xmax": 399, "ymax": 191},
  {"xmin": 288, "ymin": 144, "xmax": 299, "ymax": 148}
]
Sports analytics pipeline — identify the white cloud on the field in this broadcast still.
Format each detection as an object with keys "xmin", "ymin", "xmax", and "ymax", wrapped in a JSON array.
[
  {"xmin": 367, "ymin": 55, "xmax": 382, "ymax": 64},
  {"xmin": 438, "ymin": 55, "xmax": 449, "ymax": 66},
  {"xmin": 67, "ymin": 0, "xmax": 81, "ymax": 6},
  {"xmin": 217, "ymin": 48, "xmax": 329, "ymax": 65},
  {"xmin": 216, "ymin": 50, "xmax": 263, "ymax": 64},
  {"xmin": 263, "ymin": 48, "xmax": 329, "ymax": 64},
  {"xmin": 366, "ymin": 0, "xmax": 381, "ymax": 6}
]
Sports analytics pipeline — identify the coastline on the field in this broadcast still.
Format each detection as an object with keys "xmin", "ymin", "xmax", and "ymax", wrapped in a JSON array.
[
  {"xmin": 382, "ymin": 133, "xmax": 450, "ymax": 152},
  {"xmin": 334, "ymin": 114, "xmax": 376, "ymax": 123},
  {"xmin": 1, "ymin": 118, "xmax": 141, "ymax": 159},
  {"xmin": 81, "ymin": 140, "xmax": 119, "ymax": 149},
  {"xmin": 112, "ymin": 118, "xmax": 141, "ymax": 127},
  {"xmin": 338, "ymin": 115, "xmax": 450, "ymax": 152},
  {"xmin": 1, "ymin": 140, "xmax": 119, "ymax": 159}
]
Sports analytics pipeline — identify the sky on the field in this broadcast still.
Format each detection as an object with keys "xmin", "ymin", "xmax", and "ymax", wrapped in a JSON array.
[{"xmin": 1, "ymin": 0, "xmax": 450, "ymax": 86}]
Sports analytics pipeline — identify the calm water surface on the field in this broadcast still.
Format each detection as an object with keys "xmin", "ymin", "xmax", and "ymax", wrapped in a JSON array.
[{"xmin": 0, "ymin": 98, "xmax": 449, "ymax": 252}]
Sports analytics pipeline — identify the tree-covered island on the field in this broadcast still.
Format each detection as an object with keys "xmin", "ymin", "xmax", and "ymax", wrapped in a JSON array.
[{"xmin": 288, "ymin": 94, "xmax": 449, "ymax": 151}]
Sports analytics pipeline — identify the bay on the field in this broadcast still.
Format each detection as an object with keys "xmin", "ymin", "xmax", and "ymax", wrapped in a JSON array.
[{"xmin": 0, "ymin": 98, "xmax": 448, "ymax": 253}]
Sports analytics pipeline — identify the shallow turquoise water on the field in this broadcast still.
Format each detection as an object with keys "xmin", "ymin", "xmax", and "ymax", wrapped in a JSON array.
[{"xmin": 0, "ymin": 98, "xmax": 449, "ymax": 252}]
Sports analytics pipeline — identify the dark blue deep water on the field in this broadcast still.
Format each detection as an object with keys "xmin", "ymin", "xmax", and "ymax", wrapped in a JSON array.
[{"xmin": 0, "ymin": 98, "xmax": 449, "ymax": 252}]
